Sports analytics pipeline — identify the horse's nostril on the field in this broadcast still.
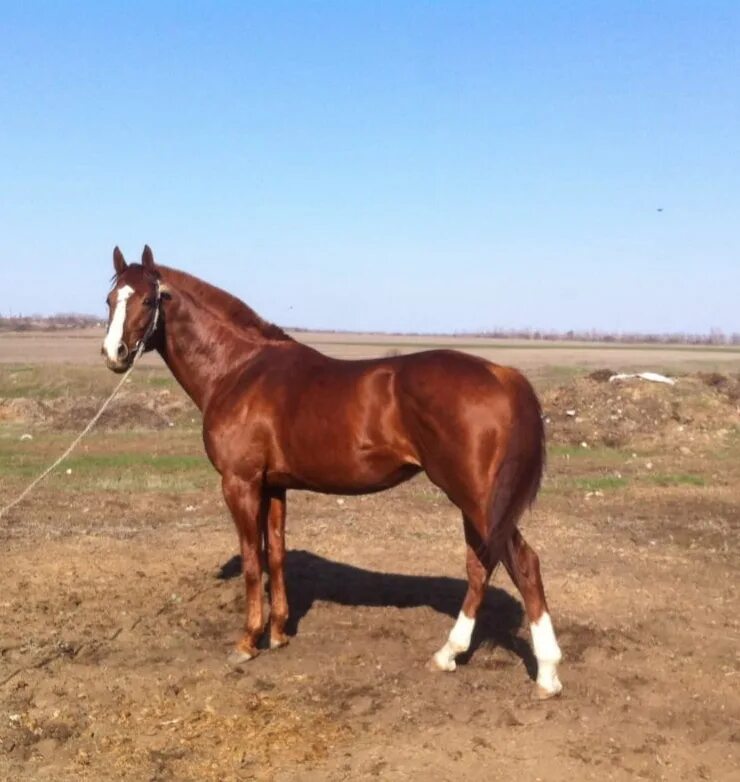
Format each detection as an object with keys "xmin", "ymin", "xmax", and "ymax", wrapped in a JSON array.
[{"xmin": 117, "ymin": 342, "xmax": 129, "ymax": 360}]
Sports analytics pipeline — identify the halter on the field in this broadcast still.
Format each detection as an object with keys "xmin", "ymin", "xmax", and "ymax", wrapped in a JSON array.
[{"xmin": 131, "ymin": 277, "xmax": 163, "ymax": 361}]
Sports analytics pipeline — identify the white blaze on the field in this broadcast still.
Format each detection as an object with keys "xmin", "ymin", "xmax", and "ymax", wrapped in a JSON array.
[
  {"xmin": 531, "ymin": 611, "xmax": 562, "ymax": 695},
  {"xmin": 103, "ymin": 285, "xmax": 134, "ymax": 361}
]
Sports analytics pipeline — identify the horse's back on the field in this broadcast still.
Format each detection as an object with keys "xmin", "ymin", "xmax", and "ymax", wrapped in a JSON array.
[{"xmin": 393, "ymin": 349, "xmax": 524, "ymax": 427}]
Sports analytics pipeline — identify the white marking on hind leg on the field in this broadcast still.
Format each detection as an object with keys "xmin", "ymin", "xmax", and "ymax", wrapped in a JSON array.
[
  {"xmin": 531, "ymin": 611, "xmax": 563, "ymax": 696},
  {"xmin": 432, "ymin": 611, "xmax": 475, "ymax": 672},
  {"xmin": 103, "ymin": 284, "xmax": 134, "ymax": 360}
]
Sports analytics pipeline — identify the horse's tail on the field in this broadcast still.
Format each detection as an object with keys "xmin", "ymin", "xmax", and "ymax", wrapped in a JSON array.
[{"xmin": 485, "ymin": 368, "xmax": 546, "ymax": 558}]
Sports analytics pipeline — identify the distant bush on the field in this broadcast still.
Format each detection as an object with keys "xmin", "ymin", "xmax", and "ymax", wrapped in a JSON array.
[
  {"xmin": 458, "ymin": 327, "xmax": 740, "ymax": 347},
  {"xmin": 0, "ymin": 314, "xmax": 102, "ymax": 332}
]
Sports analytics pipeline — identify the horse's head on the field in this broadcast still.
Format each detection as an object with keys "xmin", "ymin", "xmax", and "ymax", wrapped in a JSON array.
[{"xmin": 102, "ymin": 245, "xmax": 165, "ymax": 373}]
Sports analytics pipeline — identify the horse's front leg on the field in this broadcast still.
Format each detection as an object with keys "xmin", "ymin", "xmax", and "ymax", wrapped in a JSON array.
[
  {"xmin": 221, "ymin": 473, "xmax": 265, "ymax": 664},
  {"xmin": 265, "ymin": 488, "xmax": 289, "ymax": 649}
]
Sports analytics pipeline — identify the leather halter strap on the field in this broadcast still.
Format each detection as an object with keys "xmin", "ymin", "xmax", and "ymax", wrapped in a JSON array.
[{"xmin": 132, "ymin": 278, "xmax": 163, "ymax": 359}]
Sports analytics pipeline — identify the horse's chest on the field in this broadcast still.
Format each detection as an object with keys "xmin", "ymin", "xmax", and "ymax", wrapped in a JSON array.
[{"xmin": 202, "ymin": 412, "xmax": 273, "ymax": 475}]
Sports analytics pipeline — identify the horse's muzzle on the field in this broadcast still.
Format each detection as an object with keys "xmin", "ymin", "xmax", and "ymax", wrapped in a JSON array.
[
  {"xmin": 104, "ymin": 357, "xmax": 131, "ymax": 373},
  {"xmin": 102, "ymin": 342, "xmax": 132, "ymax": 373}
]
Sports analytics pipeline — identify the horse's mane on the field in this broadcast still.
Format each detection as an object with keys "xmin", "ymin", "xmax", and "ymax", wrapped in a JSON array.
[{"xmin": 159, "ymin": 265, "xmax": 292, "ymax": 343}]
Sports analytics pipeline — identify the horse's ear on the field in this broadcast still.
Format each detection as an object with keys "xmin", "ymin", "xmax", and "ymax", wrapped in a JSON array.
[
  {"xmin": 141, "ymin": 245, "xmax": 159, "ymax": 275},
  {"xmin": 113, "ymin": 246, "xmax": 127, "ymax": 276}
]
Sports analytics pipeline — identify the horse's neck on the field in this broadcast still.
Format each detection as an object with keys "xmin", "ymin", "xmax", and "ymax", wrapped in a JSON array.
[{"xmin": 156, "ymin": 276, "xmax": 281, "ymax": 411}]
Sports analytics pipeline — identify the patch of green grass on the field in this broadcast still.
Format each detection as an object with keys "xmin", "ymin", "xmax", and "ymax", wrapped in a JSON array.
[
  {"xmin": 0, "ymin": 427, "xmax": 203, "ymax": 458},
  {"xmin": 63, "ymin": 452, "xmax": 206, "ymax": 473},
  {"xmin": 573, "ymin": 476, "xmax": 629, "ymax": 492},
  {"xmin": 0, "ymin": 364, "xmax": 177, "ymax": 399},
  {"xmin": 0, "ymin": 365, "xmax": 103, "ymax": 399},
  {"xmin": 644, "ymin": 473, "xmax": 705, "ymax": 488},
  {"xmin": 141, "ymin": 374, "xmax": 176, "ymax": 388},
  {"xmin": 90, "ymin": 472, "xmax": 215, "ymax": 492},
  {"xmin": 548, "ymin": 444, "xmax": 631, "ymax": 463},
  {"xmin": 0, "ymin": 447, "xmax": 215, "ymax": 491},
  {"xmin": 0, "ymin": 454, "xmax": 51, "ymax": 478},
  {"xmin": 0, "ymin": 366, "xmax": 47, "ymax": 398},
  {"xmin": 549, "ymin": 444, "xmax": 598, "ymax": 458}
]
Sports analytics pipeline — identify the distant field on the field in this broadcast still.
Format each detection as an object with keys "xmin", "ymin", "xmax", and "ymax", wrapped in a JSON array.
[{"xmin": 2, "ymin": 327, "xmax": 740, "ymax": 381}]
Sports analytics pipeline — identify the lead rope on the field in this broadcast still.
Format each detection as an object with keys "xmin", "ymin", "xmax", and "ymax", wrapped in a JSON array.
[{"xmin": 0, "ymin": 328, "xmax": 152, "ymax": 522}]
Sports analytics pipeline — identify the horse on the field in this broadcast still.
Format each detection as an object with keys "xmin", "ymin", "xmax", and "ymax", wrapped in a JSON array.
[{"xmin": 102, "ymin": 246, "xmax": 563, "ymax": 697}]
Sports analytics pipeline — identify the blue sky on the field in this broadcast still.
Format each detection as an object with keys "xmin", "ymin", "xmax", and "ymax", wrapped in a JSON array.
[{"xmin": 1, "ymin": 2, "xmax": 738, "ymax": 334}]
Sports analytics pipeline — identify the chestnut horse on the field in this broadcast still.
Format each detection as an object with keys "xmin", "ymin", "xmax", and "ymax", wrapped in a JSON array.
[{"xmin": 102, "ymin": 246, "xmax": 563, "ymax": 697}]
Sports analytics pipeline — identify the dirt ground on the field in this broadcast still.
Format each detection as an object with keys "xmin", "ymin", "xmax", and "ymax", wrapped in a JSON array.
[{"xmin": 0, "ymin": 340, "xmax": 739, "ymax": 781}]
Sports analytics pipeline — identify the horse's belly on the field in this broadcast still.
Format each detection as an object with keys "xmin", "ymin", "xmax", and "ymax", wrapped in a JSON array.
[{"xmin": 266, "ymin": 450, "xmax": 421, "ymax": 495}]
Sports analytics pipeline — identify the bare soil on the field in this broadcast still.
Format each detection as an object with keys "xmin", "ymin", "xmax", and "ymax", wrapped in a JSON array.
[{"xmin": 0, "ymin": 351, "xmax": 738, "ymax": 781}]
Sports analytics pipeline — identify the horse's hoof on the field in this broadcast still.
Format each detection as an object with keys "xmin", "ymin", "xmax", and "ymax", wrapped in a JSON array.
[
  {"xmin": 269, "ymin": 634, "xmax": 289, "ymax": 650},
  {"xmin": 428, "ymin": 651, "xmax": 456, "ymax": 672},
  {"xmin": 535, "ymin": 681, "xmax": 563, "ymax": 700},
  {"xmin": 535, "ymin": 665, "xmax": 562, "ymax": 699},
  {"xmin": 227, "ymin": 647, "xmax": 257, "ymax": 667}
]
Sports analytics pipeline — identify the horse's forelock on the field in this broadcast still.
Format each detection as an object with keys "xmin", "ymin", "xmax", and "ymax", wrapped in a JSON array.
[{"xmin": 109, "ymin": 263, "xmax": 159, "ymax": 287}]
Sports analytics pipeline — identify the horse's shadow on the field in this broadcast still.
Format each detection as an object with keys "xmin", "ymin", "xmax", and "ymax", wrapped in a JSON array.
[{"xmin": 218, "ymin": 549, "xmax": 536, "ymax": 679}]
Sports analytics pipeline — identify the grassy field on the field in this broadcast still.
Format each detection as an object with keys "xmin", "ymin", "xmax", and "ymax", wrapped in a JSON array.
[{"xmin": 0, "ymin": 337, "xmax": 738, "ymax": 781}]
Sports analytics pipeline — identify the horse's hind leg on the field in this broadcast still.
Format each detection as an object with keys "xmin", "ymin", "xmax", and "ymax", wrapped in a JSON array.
[
  {"xmin": 503, "ymin": 528, "xmax": 563, "ymax": 698},
  {"xmin": 431, "ymin": 514, "xmax": 494, "ymax": 671}
]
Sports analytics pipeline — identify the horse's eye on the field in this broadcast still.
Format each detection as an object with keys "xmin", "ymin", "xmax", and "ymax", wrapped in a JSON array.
[{"xmin": 143, "ymin": 298, "xmax": 153, "ymax": 307}]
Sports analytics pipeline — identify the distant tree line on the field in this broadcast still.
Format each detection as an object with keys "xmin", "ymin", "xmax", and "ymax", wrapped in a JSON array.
[
  {"xmin": 457, "ymin": 326, "xmax": 740, "ymax": 346},
  {"xmin": 289, "ymin": 325, "xmax": 740, "ymax": 345},
  {"xmin": 0, "ymin": 314, "xmax": 104, "ymax": 332},
  {"xmin": 3, "ymin": 315, "xmax": 739, "ymax": 345}
]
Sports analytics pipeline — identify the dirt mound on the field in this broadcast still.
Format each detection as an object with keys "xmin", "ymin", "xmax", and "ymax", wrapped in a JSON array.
[
  {"xmin": 0, "ymin": 390, "xmax": 195, "ymax": 431},
  {"xmin": 541, "ymin": 371, "xmax": 740, "ymax": 448},
  {"xmin": 51, "ymin": 399, "xmax": 174, "ymax": 430},
  {"xmin": 697, "ymin": 371, "xmax": 740, "ymax": 402},
  {"xmin": 0, "ymin": 398, "xmax": 52, "ymax": 424},
  {"xmin": 586, "ymin": 368, "xmax": 615, "ymax": 383}
]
